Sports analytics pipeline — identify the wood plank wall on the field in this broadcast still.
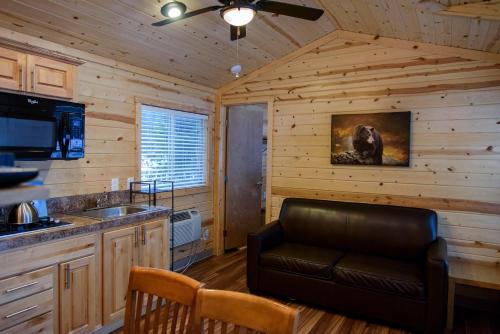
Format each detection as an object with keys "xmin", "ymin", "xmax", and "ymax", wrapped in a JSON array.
[
  {"xmin": 221, "ymin": 36, "xmax": 500, "ymax": 264},
  {"xmin": 0, "ymin": 28, "xmax": 216, "ymax": 260}
]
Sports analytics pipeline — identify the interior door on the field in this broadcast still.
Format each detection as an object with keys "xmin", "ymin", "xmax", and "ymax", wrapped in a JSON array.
[{"xmin": 225, "ymin": 104, "xmax": 264, "ymax": 250}]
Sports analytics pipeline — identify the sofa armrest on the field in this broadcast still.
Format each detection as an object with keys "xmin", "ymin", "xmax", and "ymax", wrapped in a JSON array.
[
  {"xmin": 248, "ymin": 221, "xmax": 284, "ymax": 253},
  {"xmin": 427, "ymin": 236, "xmax": 448, "ymax": 264},
  {"xmin": 247, "ymin": 221, "xmax": 284, "ymax": 292},
  {"xmin": 425, "ymin": 237, "xmax": 449, "ymax": 333}
]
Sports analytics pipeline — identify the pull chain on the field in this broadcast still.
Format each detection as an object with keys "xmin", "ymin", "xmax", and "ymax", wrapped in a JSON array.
[
  {"xmin": 230, "ymin": 26, "xmax": 243, "ymax": 78},
  {"xmin": 236, "ymin": 26, "xmax": 240, "ymax": 63}
]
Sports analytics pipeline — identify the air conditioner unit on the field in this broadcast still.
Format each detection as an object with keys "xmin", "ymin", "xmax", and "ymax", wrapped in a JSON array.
[{"xmin": 170, "ymin": 209, "xmax": 202, "ymax": 248}]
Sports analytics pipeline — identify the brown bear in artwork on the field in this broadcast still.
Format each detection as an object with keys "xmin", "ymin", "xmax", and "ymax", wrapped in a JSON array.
[{"xmin": 352, "ymin": 125, "xmax": 384, "ymax": 164}]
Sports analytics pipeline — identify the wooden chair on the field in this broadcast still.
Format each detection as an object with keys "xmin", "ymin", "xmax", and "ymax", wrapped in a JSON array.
[
  {"xmin": 192, "ymin": 289, "xmax": 299, "ymax": 334},
  {"xmin": 123, "ymin": 266, "xmax": 203, "ymax": 334}
]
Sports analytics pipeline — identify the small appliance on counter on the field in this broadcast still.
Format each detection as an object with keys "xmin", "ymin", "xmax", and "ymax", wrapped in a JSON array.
[
  {"xmin": 8, "ymin": 201, "xmax": 39, "ymax": 225},
  {"xmin": 0, "ymin": 199, "xmax": 71, "ymax": 237}
]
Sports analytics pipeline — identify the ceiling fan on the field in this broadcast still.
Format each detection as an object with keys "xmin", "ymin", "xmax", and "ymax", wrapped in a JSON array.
[{"xmin": 152, "ymin": 0, "xmax": 324, "ymax": 41}]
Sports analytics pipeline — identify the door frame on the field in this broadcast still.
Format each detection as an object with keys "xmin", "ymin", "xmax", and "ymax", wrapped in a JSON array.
[{"xmin": 213, "ymin": 96, "xmax": 274, "ymax": 255}]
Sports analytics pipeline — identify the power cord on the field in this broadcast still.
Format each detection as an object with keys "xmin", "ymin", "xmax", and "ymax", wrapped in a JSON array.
[{"xmin": 174, "ymin": 227, "xmax": 209, "ymax": 274}]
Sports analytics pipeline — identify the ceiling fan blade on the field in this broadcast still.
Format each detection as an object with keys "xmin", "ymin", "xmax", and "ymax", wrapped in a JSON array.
[
  {"xmin": 230, "ymin": 25, "xmax": 247, "ymax": 41},
  {"xmin": 256, "ymin": 1, "xmax": 324, "ymax": 20},
  {"xmin": 152, "ymin": 5, "xmax": 223, "ymax": 26}
]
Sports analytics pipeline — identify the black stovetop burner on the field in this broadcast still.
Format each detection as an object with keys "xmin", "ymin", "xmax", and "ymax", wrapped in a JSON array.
[{"xmin": 0, "ymin": 217, "xmax": 72, "ymax": 237}]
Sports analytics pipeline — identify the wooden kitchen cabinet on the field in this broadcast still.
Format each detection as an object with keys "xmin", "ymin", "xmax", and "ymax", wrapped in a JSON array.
[
  {"xmin": 1, "ymin": 311, "xmax": 53, "ymax": 334},
  {"xmin": 0, "ymin": 234, "xmax": 97, "ymax": 334},
  {"xmin": 27, "ymin": 55, "xmax": 75, "ymax": 99},
  {"xmin": 0, "ymin": 217, "xmax": 169, "ymax": 332},
  {"xmin": 0, "ymin": 45, "xmax": 77, "ymax": 99},
  {"xmin": 102, "ymin": 225, "xmax": 139, "ymax": 324},
  {"xmin": 59, "ymin": 255, "xmax": 97, "ymax": 334},
  {"xmin": 0, "ymin": 289, "xmax": 53, "ymax": 331},
  {"xmin": 141, "ymin": 220, "xmax": 168, "ymax": 269},
  {"xmin": 102, "ymin": 219, "xmax": 169, "ymax": 324},
  {"xmin": 0, "ymin": 46, "xmax": 25, "ymax": 91}
]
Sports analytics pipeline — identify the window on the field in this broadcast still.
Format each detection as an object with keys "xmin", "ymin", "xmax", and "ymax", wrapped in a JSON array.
[{"xmin": 140, "ymin": 104, "xmax": 208, "ymax": 190}]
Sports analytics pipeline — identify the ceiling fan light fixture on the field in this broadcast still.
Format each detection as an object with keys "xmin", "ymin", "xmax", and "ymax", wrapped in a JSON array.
[
  {"xmin": 161, "ymin": 1, "xmax": 187, "ymax": 19},
  {"xmin": 222, "ymin": 6, "xmax": 255, "ymax": 26},
  {"xmin": 230, "ymin": 64, "xmax": 242, "ymax": 78}
]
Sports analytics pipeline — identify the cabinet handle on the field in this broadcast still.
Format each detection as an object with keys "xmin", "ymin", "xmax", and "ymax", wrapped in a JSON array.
[
  {"xmin": 4, "ymin": 305, "xmax": 38, "ymax": 319},
  {"xmin": 18, "ymin": 65, "xmax": 24, "ymax": 90},
  {"xmin": 5, "ymin": 281, "xmax": 38, "ymax": 293},
  {"xmin": 64, "ymin": 264, "xmax": 70, "ymax": 289},
  {"xmin": 134, "ymin": 227, "xmax": 139, "ymax": 247},
  {"xmin": 31, "ymin": 69, "xmax": 35, "ymax": 90},
  {"xmin": 142, "ymin": 225, "xmax": 146, "ymax": 245}
]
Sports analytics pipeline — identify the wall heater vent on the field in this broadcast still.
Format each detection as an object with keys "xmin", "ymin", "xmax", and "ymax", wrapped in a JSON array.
[{"xmin": 171, "ymin": 209, "xmax": 202, "ymax": 247}]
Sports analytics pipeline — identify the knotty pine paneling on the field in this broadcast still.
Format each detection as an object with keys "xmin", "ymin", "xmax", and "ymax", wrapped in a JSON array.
[
  {"xmin": 3, "ymin": 29, "xmax": 216, "ymax": 259},
  {"xmin": 320, "ymin": 0, "xmax": 500, "ymax": 54},
  {"xmin": 0, "ymin": 0, "xmax": 333, "ymax": 87},
  {"xmin": 18, "ymin": 59, "xmax": 214, "ymax": 199},
  {"xmin": 222, "ymin": 37, "xmax": 500, "ymax": 263}
]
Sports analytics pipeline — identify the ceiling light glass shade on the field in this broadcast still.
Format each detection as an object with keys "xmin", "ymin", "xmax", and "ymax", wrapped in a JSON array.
[
  {"xmin": 161, "ymin": 1, "xmax": 187, "ymax": 18},
  {"xmin": 167, "ymin": 7, "xmax": 182, "ymax": 18},
  {"xmin": 222, "ymin": 7, "xmax": 255, "ymax": 26},
  {"xmin": 230, "ymin": 64, "xmax": 242, "ymax": 78}
]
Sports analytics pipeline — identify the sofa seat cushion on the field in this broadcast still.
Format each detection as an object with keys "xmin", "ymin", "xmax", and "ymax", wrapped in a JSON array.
[
  {"xmin": 260, "ymin": 243, "xmax": 343, "ymax": 280},
  {"xmin": 332, "ymin": 253, "xmax": 425, "ymax": 300}
]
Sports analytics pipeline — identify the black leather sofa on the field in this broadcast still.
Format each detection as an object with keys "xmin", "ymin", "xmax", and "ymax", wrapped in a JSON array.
[{"xmin": 247, "ymin": 198, "xmax": 448, "ymax": 333}]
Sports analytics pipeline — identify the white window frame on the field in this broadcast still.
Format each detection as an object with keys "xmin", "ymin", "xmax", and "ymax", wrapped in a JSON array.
[{"xmin": 138, "ymin": 103, "xmax": 209, "ymax": 191}]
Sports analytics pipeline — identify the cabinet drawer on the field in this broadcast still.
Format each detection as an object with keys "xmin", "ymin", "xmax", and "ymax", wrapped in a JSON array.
[
  {"xmin": 0, "ymin": 289, "xmax": 53, "ymax": 331},
  {"xmin": 0, "ymin": 234, "xmax": 97, "ymax": 275},
  {"xmin": 0, "ymin": 266, "xmax": 53, "ymax": 305},
  {"xmin": 2, "ymin": 311, "xmax": 53, "ymax": 334}
]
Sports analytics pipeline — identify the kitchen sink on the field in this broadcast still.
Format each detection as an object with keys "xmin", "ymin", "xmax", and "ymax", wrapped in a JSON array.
[{"xmin": 76, "ymin": 205, "xmax": 150, "ymax": 219}]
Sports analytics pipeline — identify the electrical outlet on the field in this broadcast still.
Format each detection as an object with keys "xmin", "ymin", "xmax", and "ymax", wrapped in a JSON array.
[
  {"xmin": 127, "ymin": 177, "xmax": 134, "ymax": 190},
  {"xmin": 111, "ymin": 178, "xmax": 119, "ymax": 191},
  {"xmin": 201, "ymin": 228, "xmax": 209, "ymax": 241}
]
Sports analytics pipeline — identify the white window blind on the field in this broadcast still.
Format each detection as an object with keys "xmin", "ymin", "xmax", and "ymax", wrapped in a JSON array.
[{"xmin": 140, "ymin": 104, "xmax": 208, "ymax": 190}]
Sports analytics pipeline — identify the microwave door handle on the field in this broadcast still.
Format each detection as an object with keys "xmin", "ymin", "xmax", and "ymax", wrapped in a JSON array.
[{"xmin": 60, "ymin": 114, "xmax": 71, "ymax": 158}]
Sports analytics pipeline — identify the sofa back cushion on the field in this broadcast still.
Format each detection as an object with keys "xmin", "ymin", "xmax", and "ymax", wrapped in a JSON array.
[
  {"xmin": 278, "ymin": 198, "xmax": 437, "ymax": 260},
  {"xmin": 278, "ymin": 198, "xmax": 350, "ymax": 251}
]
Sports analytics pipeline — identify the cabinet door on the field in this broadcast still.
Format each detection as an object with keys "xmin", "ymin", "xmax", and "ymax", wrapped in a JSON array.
[
  {"xmin": 59, "ymin": 255, "xmax": 97, "ymax": 334},
  {"xmin": 102, "ymin": 225, "xmax": 139, "ymax": 324},
  {"xmin": 0, "ymin": 46, "xmax": 25, "ymax": 91},
  {"xmin": 27, "ymin": 55, "xmax": 75, "ymax": 98},
  {"xmin": 140, "ymin": 220, "xmax": 168, "ymax": 269}
]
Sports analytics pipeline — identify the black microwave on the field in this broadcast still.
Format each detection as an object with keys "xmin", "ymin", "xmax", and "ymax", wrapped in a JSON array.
[{"xmin": 0, "ymin": 91, "xmax": 85, "ymax": 160}]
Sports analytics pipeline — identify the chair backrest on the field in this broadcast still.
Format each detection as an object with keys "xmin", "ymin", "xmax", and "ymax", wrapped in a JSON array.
[
  {"xmin": 279, "ymin": 198, "xmax": 437, "ymax": 260},
  {"xmin": 124, "ymin": 266, "xmax": 203, "ymax": 334},
  {"xmin": 192, "ymin": 289, "xmax": 299, "ymax": 334}
]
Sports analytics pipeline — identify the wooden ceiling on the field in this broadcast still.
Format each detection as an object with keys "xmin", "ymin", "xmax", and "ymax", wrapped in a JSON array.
[
  {"xmin": 0, "ymin": 0, "xmax": 498, "ymax": 88},
  {"xmin": 319, "ymin": 0, "xmax": 500, "ymax": 53}
]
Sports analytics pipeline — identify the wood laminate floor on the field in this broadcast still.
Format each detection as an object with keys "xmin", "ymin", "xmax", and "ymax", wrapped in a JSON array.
[{"xmin": 114, "ymin": 250, "xmax": 500, "ymax": 333}]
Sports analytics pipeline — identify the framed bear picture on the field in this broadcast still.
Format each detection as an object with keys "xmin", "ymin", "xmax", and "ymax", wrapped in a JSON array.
[{"xmin": 331, "ymin": 111, "xmax": 411, "ymax": 166}]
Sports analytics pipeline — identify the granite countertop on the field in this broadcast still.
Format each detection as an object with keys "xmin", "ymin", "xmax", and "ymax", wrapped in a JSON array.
[{"xmin": 0, "ymin": 204, "xmax": 171, "ymax": 252}]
